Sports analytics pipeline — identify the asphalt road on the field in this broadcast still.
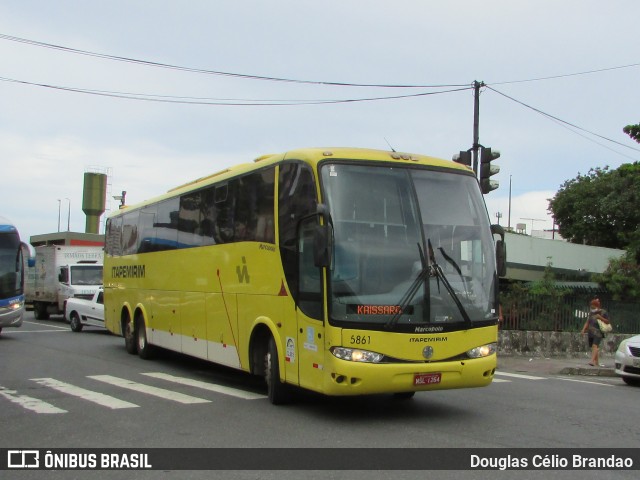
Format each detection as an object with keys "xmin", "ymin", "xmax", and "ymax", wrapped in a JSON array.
[{"xmin": 1, "ymin": 315, "xmax": 638, "ymax": 480}]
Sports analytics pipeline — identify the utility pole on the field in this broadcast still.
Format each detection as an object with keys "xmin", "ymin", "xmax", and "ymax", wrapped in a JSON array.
[
  {"xmin": 508, "ymin": 175, "xmax": 512, "ymax": 230},
  {"xmin": 472, "ymin": 80, "xmax": 483, "ymax": 176},
  {"xmin": 452, "ymin": 80, "xmax": 500, "ymax": 194}
]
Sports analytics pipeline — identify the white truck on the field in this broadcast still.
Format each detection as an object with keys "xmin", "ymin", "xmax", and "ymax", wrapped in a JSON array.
[
  {"xmin": 66, "ymin": 287, "xmax": 105, "ymax": 332},
  {"xmin": 25, "ymin": 245, "xmax": 103, "ymax": 320}
]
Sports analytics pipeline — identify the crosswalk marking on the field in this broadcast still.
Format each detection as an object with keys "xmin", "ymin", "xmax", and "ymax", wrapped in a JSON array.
[
  {"xmin": 0, "ymin": 385, "xmax": 67, "ymax": 414},
  {"xmin": 31, "ymin": 378, "xmax": 139, "ymax": 409},
  {"xmin": 141, "ymin": 372, "xmax": 266, "ymax": 400},
  {"xmin": 88, "ymin": 375, "xmax": 211, "ymax": 404}
]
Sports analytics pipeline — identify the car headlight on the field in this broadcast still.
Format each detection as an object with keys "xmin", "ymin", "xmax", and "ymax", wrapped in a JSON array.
[
  {"xmin": 466, "ymin": 343, "xmax": 496, "ymax": 359},
  {"xmin": 616, "ymin": 340, "xmax": 628, "ymax": 353},
  {"xmin": 331, "ymin": 347, "xmax": 384, "ymax": 363}
]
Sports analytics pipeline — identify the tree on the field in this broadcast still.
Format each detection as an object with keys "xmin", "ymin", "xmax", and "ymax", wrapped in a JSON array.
[
  {"xmin": 548, "ymin": 163, "xmax": 640, "ymax": 250},
  {"xmin": 623, "ymin": 123, "xmax": 640, "ymax": 143},
  {"xmin": 501, "ymin": 262, "xmax": 571, "ymax": 331},
  {"xmin": 594, "ymin": 251, "xmax": 640, "ymax": 301}
]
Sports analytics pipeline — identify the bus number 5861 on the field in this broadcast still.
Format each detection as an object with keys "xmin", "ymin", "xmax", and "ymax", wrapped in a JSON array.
[{"xmin": 350, "ymin": 335, "xmax": 371, "ymax": 345}]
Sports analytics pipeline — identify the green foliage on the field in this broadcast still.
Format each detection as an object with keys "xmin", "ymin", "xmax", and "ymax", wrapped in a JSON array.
[
  {"xmin": 548, "ymin": 162, "xmax": 640, "ymax": 249},
  {"xmin": 594, "ymin": 251, "xmax": 640, "ymax": 301},
  {"xmin": 623, "ymin": 123, "xmax": 640, "ymax": 144},
  {"xmin": 501, "ymin": 263, "xmax": 571, "ymax": 330}
]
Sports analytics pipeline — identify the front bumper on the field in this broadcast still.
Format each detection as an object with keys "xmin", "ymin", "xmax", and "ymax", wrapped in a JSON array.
[{"xmin": 321, "ymin": 353, "xmax": 496, "ymax": 396}]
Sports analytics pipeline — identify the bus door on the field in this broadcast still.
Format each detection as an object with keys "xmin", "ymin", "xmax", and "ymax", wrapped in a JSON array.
[{"xmin": 295, "ymin": 219, "xmax": 326, "ymax": 391}]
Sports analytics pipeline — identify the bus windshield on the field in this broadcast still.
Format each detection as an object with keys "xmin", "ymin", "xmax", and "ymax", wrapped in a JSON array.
[
  {"xmin": 320, "ymin": 163, "xmax": 497, "ymax": 330},
  {"xmin": 0, "ymin": 232, "xmax": 22, "ymax": 299}
]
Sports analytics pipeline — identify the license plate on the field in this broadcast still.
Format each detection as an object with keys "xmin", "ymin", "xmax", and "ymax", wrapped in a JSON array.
[
  {"xmin": 414, "ymin": 373, "xmax": 441, "ymax": 386},
  {"xmin": 632, "ymin": 358, "xmax": 640, "ymax": 367}
]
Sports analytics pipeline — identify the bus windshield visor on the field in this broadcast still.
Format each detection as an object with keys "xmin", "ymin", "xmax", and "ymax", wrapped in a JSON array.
[{"xmin": 320, "ymin": 163, "xmax": 498, "ymax": 329}]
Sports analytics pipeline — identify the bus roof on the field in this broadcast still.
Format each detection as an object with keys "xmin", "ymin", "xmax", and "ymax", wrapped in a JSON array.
[{"xmin": 110, "ymin": 147, "xmax": 473, "ymax": 217}]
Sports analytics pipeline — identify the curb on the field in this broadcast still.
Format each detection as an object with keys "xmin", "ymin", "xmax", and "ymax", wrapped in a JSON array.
[{"xmin": 559, "ymin": 366, "xmax": 617, "ymax": 377}]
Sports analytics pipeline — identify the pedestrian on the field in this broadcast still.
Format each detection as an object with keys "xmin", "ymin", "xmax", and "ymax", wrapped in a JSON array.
[{"xmin": 581, "ymin": 298, "xmax": 611, "ymax": 367}]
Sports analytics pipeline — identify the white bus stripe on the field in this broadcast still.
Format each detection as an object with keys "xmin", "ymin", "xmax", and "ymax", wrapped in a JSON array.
[
  {"xmin": 88, "ymin": 375, "xmax": 211, "ymax": 404},
  {"xmin": 0, "ymin": 386, "xmax": 67, "ymax": 414},
  {"xmin": 495, "ymin": 371, "xmax": 546, "ymax": 380},
  {"xmin": 142, "ymin": 372, "xmax": 266, "ymax": 400},
  {"xmin": 31, "ymin": 378, "xmax": 139, "ymax": 409}
]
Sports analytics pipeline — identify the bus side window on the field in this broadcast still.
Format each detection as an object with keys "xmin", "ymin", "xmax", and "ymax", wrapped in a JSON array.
[{"xmin": 278, "ymin": 162, "xmax": 321, "ymax": 317}]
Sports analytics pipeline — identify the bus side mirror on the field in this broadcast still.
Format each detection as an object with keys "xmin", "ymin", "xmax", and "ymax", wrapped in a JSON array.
[
  {"xmin": 496, "ymin": 239, "xmax": 507, "ymax": 277},
  {"xmin": 313, "ymin": 224, "xmax": 332, "ymax": 268},
  {"xmin": 491, "ymin": 224, "xmax": 507, "ymax": 277},
  {"xmin": 22, "ymin": 242, "xmax": 36, "ymax": 268}
]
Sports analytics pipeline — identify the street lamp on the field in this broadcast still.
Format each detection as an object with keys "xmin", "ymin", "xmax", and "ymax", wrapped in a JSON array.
[{"xmin": 65, "ymin": 198, "xmax": 71, "ymax": 232}]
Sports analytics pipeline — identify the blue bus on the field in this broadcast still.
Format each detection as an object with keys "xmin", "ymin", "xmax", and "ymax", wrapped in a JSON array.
[{"xmin": 0, "ymin": 216, "xmax": 34, "ymax": 335}]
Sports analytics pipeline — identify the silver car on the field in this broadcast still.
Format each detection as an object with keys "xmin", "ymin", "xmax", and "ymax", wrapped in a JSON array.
[{"xmin": 615, "ymin": 335, "xmax": 640, "ymax": 386}]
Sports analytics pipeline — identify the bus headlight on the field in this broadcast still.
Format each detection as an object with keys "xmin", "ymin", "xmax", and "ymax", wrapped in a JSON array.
[
  {"xmin": 331, "ymin": 347, "xmax": 384, "ymax": 363},
  {"xmin": 9, "ymin": 298, "xmax": 24, "ymax": 310},
  {"xmin": 466, "ymin": 343, "xmax": 496, "ymax": 359}
]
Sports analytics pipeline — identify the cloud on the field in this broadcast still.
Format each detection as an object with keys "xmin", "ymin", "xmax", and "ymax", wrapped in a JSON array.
[{"xmin": 484, "ymin": 190, "xmax": 556, "ymax": 234}]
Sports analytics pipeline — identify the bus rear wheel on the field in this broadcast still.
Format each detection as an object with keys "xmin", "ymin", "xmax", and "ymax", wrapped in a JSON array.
[
  {"xmin": 265, "ymin": 336, "xmax": 290, "ymax": 405},
  {"xmin": 124, "ymin": 319, "xmax": 137, "ymax": 355},
  {"xmin": 136, "ymin": 316, "xmax": 154, "ymax": 360}
]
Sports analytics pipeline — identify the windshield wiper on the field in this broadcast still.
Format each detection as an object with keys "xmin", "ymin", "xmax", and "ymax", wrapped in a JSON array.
[
  {"xmin": 384, "ymin": 240, "xmax": 473, "ymax": 330},
  {"xmin": 437, "ymin": 246, "xmax": 470, "ymax": 301},
  {"xmin": 384, "ymin": 243, "xmax": 429, "ymax": 330},
  {"xmin": 428, "ymin": 239, "xmax": 471, "ymax": 325}
]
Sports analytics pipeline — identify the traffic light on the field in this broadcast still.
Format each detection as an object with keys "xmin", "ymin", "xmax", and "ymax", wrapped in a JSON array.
[
  {"xmin": 480, "ymin": 147, "xmax": 500, "ymax": 194},
  {"xmin": 452, "ymin": 150, "xmax": 472, "ymax": 167}
]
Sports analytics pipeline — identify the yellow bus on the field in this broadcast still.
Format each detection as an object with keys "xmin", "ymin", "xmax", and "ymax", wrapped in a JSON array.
[{"xmin": 104, "ymin": 147, "xmax": 506, "ymax": 404}]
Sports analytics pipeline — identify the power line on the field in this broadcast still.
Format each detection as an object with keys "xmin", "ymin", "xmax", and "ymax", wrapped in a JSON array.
[
  {"xmin": 2, "ymin": 32, "xmax": 638, "ymax": 159},
  {"xmin": 488, "ymin": 63, "xmax": 640, "ymax": 86},
  {"xmin": 0, "ymin": 75, "xmax": 473, "ymax": 106},
  {"xmin": 3, "ymin": 33, "xmax": 639, "ymax": 90},
  {"xmin": 0, "ymin": 33, "xmax": 467, "ymax": 89},
  {"xmin": 486, "ymin": 85, "xmax": 640, "ymax": 155}
]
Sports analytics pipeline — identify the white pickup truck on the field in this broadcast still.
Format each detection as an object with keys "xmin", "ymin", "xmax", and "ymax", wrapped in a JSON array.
[{"xmin": 65, "ymin": 288, "xmax": 105, "ymax": 332}]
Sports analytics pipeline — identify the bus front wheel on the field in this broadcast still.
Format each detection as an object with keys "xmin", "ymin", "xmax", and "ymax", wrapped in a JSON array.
[{"xmin": 265, "ymin": 336, "xmax": 289, "ymax": 405}]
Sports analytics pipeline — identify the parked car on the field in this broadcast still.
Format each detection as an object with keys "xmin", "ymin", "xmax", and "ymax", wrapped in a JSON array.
[
  {"xmin": 614, "ymin": 334, "xmax": 640, "ymax": 386},
  {"xmin": 65, "ymin": 288, "xmax": 105, "ymax": 332}
]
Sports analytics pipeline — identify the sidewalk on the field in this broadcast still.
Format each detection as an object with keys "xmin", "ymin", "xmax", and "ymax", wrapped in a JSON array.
[{"xmin": 497, "ymin": 354, "xmax": 617, "ymax": 377}]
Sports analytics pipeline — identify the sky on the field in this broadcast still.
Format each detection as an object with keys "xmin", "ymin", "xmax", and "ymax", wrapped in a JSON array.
[{"xmin": 1, "ymin": 0, "xmax": 639, "ymax": 242}]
